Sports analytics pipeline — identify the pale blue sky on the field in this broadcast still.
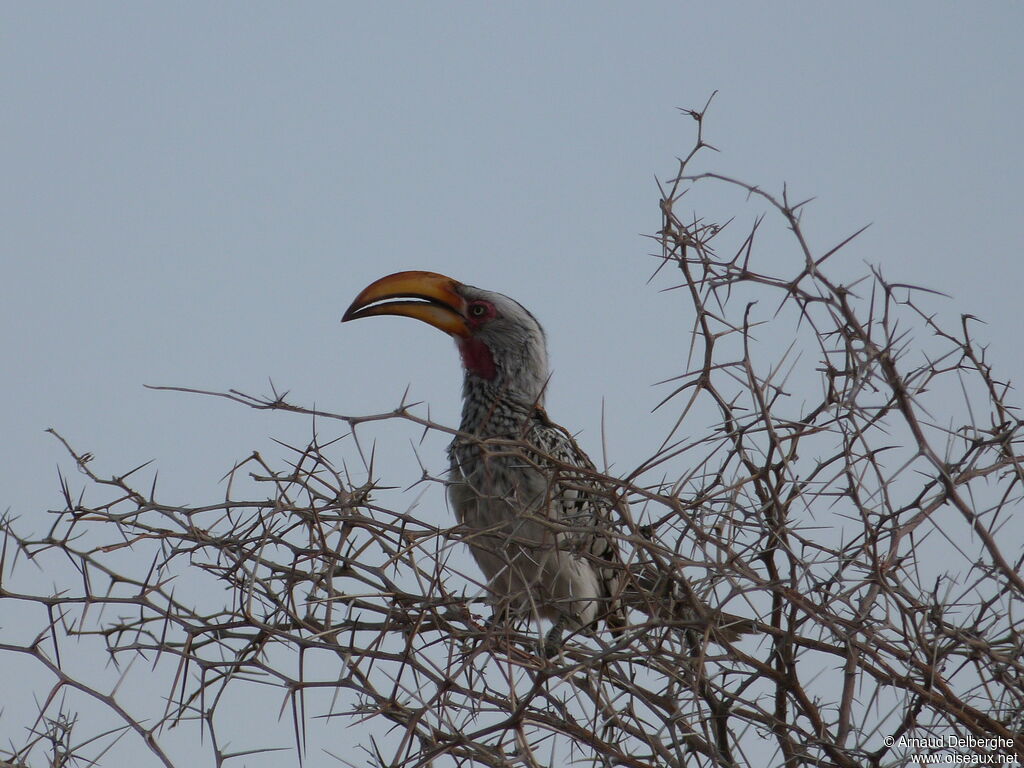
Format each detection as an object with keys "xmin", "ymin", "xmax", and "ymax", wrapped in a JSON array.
[{"xmin": 2, "ymin": 3, "xmax": 1022, "ymax": 764}]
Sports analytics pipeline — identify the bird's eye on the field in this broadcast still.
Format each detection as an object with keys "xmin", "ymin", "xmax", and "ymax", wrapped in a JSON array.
[{"xmin": 468, "ymin": 303, "xmax": 488, "ymax": 318}]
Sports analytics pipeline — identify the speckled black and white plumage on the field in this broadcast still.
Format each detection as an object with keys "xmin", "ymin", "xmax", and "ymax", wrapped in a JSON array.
[{"xmin": 443, "ymin": 283, "xmax": 625, "ymax": 635}]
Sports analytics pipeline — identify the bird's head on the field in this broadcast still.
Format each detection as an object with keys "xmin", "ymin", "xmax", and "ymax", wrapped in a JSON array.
[{"xmin": 343, "ymin": 271, "xmax": 550, "ymax": 407}]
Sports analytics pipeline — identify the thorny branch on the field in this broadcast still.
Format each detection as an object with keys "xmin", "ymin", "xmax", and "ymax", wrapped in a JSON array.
[{"xmin": 2, "ymin": 102, "xmax": 1022, "ymax": 767}]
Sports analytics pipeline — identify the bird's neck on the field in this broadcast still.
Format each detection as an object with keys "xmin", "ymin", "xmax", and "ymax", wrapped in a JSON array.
[
  {"xmin": 456, "ymin": 336, "xmax": 549, "ymax": 436},
  {"xmin": 456, "ymin": 335, "xmax": 552, "ymax": 438},
  {"xmin": 459, "ymin": 375, "xmax": 543, "ymax": 436}
]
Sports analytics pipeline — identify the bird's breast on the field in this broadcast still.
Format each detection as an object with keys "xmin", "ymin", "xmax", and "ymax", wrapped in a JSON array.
[{"xmin": 447, "ymin": 437, "xmax": 549, "ymax": 521}]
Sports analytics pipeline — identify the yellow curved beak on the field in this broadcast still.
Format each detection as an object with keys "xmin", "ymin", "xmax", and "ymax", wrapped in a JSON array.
[{"xmin": 342, "ymin": 270, "xmax": 470, "ymax": 338}]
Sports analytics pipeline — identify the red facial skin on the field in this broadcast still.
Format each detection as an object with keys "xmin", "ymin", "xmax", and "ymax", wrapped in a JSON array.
[{"xmin": 457, "ymin": 300, "xmax": 497, "ymax": 379}]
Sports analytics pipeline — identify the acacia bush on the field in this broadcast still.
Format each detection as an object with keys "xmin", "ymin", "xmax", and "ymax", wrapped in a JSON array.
[{"xmin": 3, "ymin": 102, "xmax": 1021, "ymax": 768}]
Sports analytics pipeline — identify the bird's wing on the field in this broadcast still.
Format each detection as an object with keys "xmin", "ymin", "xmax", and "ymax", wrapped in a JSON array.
[
  {"xmin": 527, "ymin": 407, "xmax": 626, "ymax": 632},
  {"xmin": 526, "ymin": 407, "xmax": 755, "ymax": 643}
]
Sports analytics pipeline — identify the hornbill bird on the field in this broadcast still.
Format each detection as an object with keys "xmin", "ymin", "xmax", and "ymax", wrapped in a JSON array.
[{"xmin": 343, "ymin": 270, "xmax": 754, "ymax": 653}]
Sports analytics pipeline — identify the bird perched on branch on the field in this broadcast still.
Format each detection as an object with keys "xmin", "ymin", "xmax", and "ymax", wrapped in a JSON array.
[{"xmin": 343, "ymin": 270, "xmax": 753, "ymax": 653}]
